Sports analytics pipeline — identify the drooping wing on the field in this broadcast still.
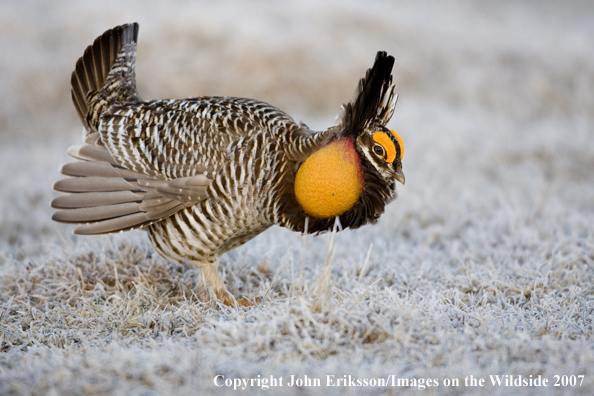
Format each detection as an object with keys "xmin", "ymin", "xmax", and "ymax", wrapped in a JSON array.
[{"xmin": 51, "ymin": 133, "xmax": 212, "ymax": 235}]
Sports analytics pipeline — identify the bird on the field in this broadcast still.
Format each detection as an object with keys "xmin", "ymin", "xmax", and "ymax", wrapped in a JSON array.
[{"xmin": 51, "ymin": 23, "xmax": 405, "ymax": 306}]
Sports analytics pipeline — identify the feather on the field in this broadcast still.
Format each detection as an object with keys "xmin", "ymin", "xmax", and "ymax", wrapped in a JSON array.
[
  {"xmin": 53, "ymin": 177, "xmax": 136, "ymax": 193},
  {"xmin": 51, "ymin": 191, "xmax": 142, "ymax": 209},
  {"xmin": 67, "ymin": 144, "xmax": 116, "ymax": 164},
  {"xmin": 51, "ymin": 202, "xmax": 142, "ymax": 223},
  {"xmin": 144, "ymin": 201, "xmax": 187, "ymax": 220},
  {"xmin": 60, "ymin": 161, "xmax": 122, "ymax": 178},
  {"xmin": 70, "ymin": 23, "xmax": 139, "ymax": 132},
  {"xmin": 73, "ymin": 212, "xmax": 151, "ymax": 235},
  {"xmin": 342, "ymin": 51, "xmax": 395, "ymax": 135},
  {"xmin": 155, "ymin": 175, "xmax": 211, "ymax": 202},
  {"xmin": 137, "ymin": 178, "xmax": 167, "ymax": 189},
  {"xmin": 138, "ymin": 195, "xmax": 171, "ymax": 209}
]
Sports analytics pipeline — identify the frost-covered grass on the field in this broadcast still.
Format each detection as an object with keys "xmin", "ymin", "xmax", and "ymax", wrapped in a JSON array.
[{"xmin": 1, "ymin": 1, "xmax": 593, "ymax": 395}]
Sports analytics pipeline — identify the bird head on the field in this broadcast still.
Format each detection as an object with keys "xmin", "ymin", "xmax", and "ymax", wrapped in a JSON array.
[{"xmin": 293, "ymin": 51, "xmax": 404, "ymax": 223}]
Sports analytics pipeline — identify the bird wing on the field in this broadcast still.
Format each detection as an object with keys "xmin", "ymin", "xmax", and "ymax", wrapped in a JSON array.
[
  {"xmin": 97, "ymin": 102, "xmax": 220, "ymax": 180},
  {"xmin": 51, "ymin": 132, "xmax": 212, "ymax": 235}
]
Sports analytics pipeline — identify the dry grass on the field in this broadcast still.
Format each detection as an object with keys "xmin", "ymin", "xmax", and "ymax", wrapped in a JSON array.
[{"xmin": 1, "ymin": 1, "xmax": 594, "ymax": 395}]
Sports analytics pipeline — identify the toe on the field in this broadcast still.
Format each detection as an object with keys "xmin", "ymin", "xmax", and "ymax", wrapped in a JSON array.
[{"xmin": 217, "ymin": 294, "xmax": 260, "ymax": 307}]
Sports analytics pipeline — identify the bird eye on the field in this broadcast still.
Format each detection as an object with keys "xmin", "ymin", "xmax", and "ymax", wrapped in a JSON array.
[
  {"xmin": 373, "ymin": 144, "xmax": 385, "ymax": 159},
  {"xmin": 372, "ymin": 131, "xmax": 397, "ymax": 163}
]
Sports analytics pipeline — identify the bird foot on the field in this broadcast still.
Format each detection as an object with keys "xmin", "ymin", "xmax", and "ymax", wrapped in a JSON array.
[{"xmin": 215, "ymin": 292, "xmax": 260, "ymax": 307}]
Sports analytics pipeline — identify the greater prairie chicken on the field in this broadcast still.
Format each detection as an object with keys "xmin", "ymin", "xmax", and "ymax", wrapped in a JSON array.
[{"xmin": 52, "ymin": 23, "xmax": 405, "ymax": 305}]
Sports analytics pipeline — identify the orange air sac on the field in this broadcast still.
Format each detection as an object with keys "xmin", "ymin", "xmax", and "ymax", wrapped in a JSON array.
[{"xmin": 294, "ymin": 138, "xmax": 364, "ymax": 219}]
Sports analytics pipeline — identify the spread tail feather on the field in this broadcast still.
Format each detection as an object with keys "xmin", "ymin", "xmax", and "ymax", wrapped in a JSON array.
[{"xmin": 71, "ymin": 22, "xmax": 140, "ymax": 132}]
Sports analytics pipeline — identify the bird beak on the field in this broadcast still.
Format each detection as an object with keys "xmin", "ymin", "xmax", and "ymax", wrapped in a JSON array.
[{"xmin": 395, "ymin": 170, "xmax": 405, "ymax": 185}]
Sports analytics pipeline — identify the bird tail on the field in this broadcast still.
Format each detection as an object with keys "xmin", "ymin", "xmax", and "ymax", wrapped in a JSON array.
[{"xmin": 70, "ymin": 23, "xmax": 140, "ymax": 133}]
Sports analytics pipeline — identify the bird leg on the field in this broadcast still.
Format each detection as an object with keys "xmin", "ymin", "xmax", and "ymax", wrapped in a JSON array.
[{"xmin": 198, "ymin": 262, "xmax": 256, "ymax": 307}]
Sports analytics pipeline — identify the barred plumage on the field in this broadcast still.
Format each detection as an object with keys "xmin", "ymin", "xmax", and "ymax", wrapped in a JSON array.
[{"xmin": 52, "ymin": 23, "xmax": 405, "ymax": 305}]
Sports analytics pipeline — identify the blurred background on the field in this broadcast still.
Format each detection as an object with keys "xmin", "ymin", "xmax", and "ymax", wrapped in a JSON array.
[{"xmin": 0, "ymin": 0, "xmax": 593, "ymax": 258}]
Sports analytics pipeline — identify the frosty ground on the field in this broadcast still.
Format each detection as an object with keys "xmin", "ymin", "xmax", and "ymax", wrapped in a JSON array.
[{"xmin": 1, "ymin": 1, "xmax": 593, "ymax": 395}]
